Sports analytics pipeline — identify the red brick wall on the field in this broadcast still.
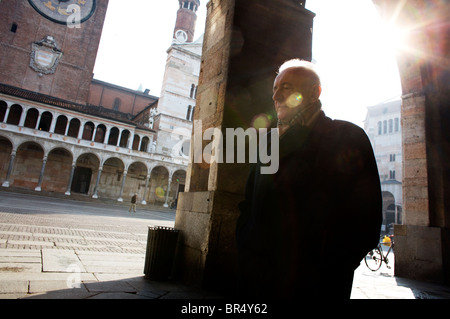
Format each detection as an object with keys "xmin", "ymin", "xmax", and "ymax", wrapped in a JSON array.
[
  {"xmin": 88, "ymin": 81, "xmax": 157, "ymax": 115},
  {"xmin": 0, "ymin": 0, "xmax": 109, "ymax": 105}
]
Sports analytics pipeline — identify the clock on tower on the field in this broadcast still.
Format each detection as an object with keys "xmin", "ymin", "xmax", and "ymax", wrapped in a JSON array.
[
  {"xmin": 173, "ymin": 0, "xmax": 200, "ymax": 43},
  {"xmin": 28, "ymin": 0, "xmax": 96, "ymax": 25}
]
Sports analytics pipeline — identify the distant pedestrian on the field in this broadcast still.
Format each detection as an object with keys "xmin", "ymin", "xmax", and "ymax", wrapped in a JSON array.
[{"xmin": 129, "ymin": 193, "xmax": 137, "ymax": 213}]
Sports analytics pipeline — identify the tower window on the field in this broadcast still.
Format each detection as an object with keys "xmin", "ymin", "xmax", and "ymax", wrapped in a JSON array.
[
  {"xmin": 190, "ymin": 84, "xmax": 195, "ymax": 98},
  {"xmin": 389, "ymin": 170, "xmax": 396, "ymax": 180},
  {"xmin": 10, "ymin": 23, "xmax": 18, "ymax": 33},
  {"xmin": 183, "ymin": 2, "xmax": 189, "ymax": 8},
  {"xmin": 186, "ymin": 105, "xmax": 192, "ymax": 120}
]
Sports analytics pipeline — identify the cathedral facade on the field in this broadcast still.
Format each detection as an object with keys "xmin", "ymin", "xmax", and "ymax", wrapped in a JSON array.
[{"xmin": 0, "ymin": 0, "xmax": 201, "ymax": 207}]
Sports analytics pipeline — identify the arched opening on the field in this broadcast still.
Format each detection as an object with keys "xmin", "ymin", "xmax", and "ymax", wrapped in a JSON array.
[
  {"xmin": 67, "ymin": 118, "xmax": 81, "ymax": 138},
  {"xmin": 24, "ymin": 108, "xmax": 39, "ymax": 129},
  {"xmin": 126, "ymin": 161, "xmax": 148, "ymax": 201},
  {"xmin": 132, "ymin": 134, "xmax": 140, "ymax": 150},
  {"xmin": 6, "ymin": 104, "xmax": 22, "ymax": 125},
  {"xmin": 140, "ymin": 136, "xmax": 150, "ymax": 152},
  {"xmin": 11, "ymin": 141, "xmax": 44, "ymax": 189},
  {"xmin": 43, "ymin": 148, "xmax": 73, "ymax": 193},
  {"xmin": 54, "ymin": 115, "xmax": 68, "ymax": 135},
  {"xmin": 119, "ymin": 129, "xmax": 130, "ymax": 148},
  {"xmin": 38, "ymin": 111, "xmax": 53, "ymax": 132},
  {"xmin": 82, "ymin": 121, "xmax": 95, "ymax": 140},
  {"xmin": 147, "ymin": 166, "xmax": 169, "ymax": 205},
  {"xmin": 171, "ymin": 169, "xmax": 187, "ymax": 208},
  {"xmin": 108, "ymin": 127, "xmax": 120, "ymax": 145},
  {"xmin": 94, "ymin": 124, "xmax": 106, "ymax": 143},
  {"xmin": 381, "ymin": 191, "xmax": 395, "ymax": 235},
  {"xmin": 72, "ymin": 153, "xmax": 100, "ymax": 194},
  {"xmin": 98, "ymin": 157, "xmax": 125, "ymax": 198}
]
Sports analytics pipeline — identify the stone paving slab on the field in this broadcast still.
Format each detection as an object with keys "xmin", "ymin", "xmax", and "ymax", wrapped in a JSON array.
[
  {"xmin": 42, "ymin": 249, "xmax": 86, "ymax": 273},
  {"xmin": 0, "ymin": 272, "xmax": 97, "ymax": 282},
  {"xmin": 29, "ymin": 280, "xmax": 89, "ymax": 294},
  {"xmin": 0, "ymin": 281, "xmax": 29, "ymax": 294},
  {"xmin": 0, "ymin": 262, "xmax": 42, "ymax": 273}
]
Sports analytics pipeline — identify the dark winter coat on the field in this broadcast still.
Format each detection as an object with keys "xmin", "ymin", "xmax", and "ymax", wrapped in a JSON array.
[{"xmin": 236, "ymin": 110, "xmax": 382, "ymax": 299}]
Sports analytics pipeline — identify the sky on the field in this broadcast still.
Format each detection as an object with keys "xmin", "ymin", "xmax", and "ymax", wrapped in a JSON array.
[{"xmin": 93, "ymin": 0, "xmax": 403, "ymax": 128}]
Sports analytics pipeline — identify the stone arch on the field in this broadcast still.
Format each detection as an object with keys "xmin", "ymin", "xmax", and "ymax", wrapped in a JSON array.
[
  {"xmin": 38, "ymin": 111, "xmax": 53, "ymax": 132},
  {"xmin": 132, "ymin": 134, "xmax": 140, "ymax": 150},
  {"xmin": 54, "ymin": 115, "xmax": 68, "ymax": 135},
  {"xmin": 82, "ymin": 121, "xmax": 95, "ymax": 140},
  {"xmin": 42, "ymin": 147, "xmax": 73, "ymax": 193},
  {"xmin": 97, "ymin": 156, "xmax": 125, "ymax": 199},
  {"xmin": 108, "ymin": 127, "xmax": 120, "ymax": 145},
  {"xmin": 94, "ymin": 124, "xmax": 107, "ymax": 143},
  {"xmin": 125, "ymin": 161, "xmax": 148, "ymax": 201},
  {"xmin": 11, "ymin": 141, "xmax": 45, "ymax": 189},
  {"xmin": 147, "ymin": 165, "xmax": 169, "ymax": 205},
  {"xmin": 71, "ymin": 153, "xmax": 100, "ymax": 194},
  {"xmin": 6, "ymin": 104, "xmax": 22, "ymax": 125},
  {"xmin": 67, "ymin": 118, "xmax": 81, "ymax": 138},
  {"xmin": 119, "ymin": 129, "xmax": 130, "ymax": 148},
  {"xmin": 24, "ymin": 108, "xmax": 39, "ymax": 129},
  {"xmin": 171, "ymin": 169, "xmax": 187, "ymax": 204},
  {"xmin": 140, "ymin": 136, "xmax": 150, "ymax": 152}
]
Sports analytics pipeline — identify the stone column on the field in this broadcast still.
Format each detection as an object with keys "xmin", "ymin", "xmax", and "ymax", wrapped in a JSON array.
[
  {"xmin": 2, "ymin": 103, "xmax": 11, "ymax": 123},
  {"xmin": 163, "ymin": 170, "xmax": 174, "ymax": 208},
  {"xmin": 141, "ymin": 167, "xmax": 153, "ymax": 205},
  {"xmin": 92, "ymin": 166, "xmax": 103, "ymax": 199},
  {"xmin": 64, "ymin": 117, "xmax": 72, "ymax": 136},
  {"xmin": 34, "ymin": 111, "xmax": 42, "ymax": 130},
  {"xmin": 34, "ymin": 155, "xmax": 47, "ymax": 191},
  {"xmin": 173, "ymin": 0, "xmax": 315, "ymax": 294},
  {"xmin": 104, "ymin": 126, "xmax": 110, "ymax": 144},
  {"xmin": 18, "ymin": 106, "xmax": 28, "ymax": 127},
  {"xmin": 65, "ymin": 162, "xmax": 76, "ymax": 195},
  {"xmin": 117, "ymin": 170, "xmax": 127, "ymax": 202},
  {"xmin": 2, "ymin": 150, "xmax": 16, "ymax": 187},
  {"xmin": 49, "ymin": 114, "xmax": 57, "ymax": 133},
  {"xmin": 374, "ymin": 0, "xmax": 450, "ymax": 284},
  {"xmin": 77, "ymin": 121, "xmax": 85, "ymax": 139}
]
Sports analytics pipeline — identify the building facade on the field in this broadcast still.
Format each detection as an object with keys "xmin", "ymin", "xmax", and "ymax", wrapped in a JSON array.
[
  {"xmin": 364, "ymin": 98, "xmax": 403, "ymax": 234},
  {"xmin": 0, "ymin": 0, "xmax": 201, "ymax": 207}
]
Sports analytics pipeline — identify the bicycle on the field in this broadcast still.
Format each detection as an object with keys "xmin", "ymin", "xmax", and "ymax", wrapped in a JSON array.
[{"xmin": 364, "ymin": 235, "xmax": 394, "ymax": 271}]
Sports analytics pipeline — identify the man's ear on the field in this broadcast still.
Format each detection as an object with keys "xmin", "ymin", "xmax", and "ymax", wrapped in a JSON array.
[{"xmin": 310, "ymin": 84, "xmax": 322, "ymax": 102}]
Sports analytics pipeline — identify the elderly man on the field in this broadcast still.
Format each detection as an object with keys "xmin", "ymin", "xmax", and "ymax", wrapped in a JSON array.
[{"xmin": 236, "ymin": 60, "xmax": 382, "ymax": 299}]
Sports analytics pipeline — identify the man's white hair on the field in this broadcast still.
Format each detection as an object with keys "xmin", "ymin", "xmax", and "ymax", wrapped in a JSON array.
[{"xmin": 278, "ymin": 59, "xmax": 321, "ymax": 86}]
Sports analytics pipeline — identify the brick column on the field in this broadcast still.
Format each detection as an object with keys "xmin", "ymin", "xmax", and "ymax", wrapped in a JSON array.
[
  {"xmin": 174, "ymin": 0, "xmax": 315, "ymax": 294},
  {"xmin": 374, "ymin": 0, "xmax": 450, "ymax": 284}
]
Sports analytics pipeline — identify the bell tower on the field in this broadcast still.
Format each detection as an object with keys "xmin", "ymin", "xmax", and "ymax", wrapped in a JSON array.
[{"xmin": 173, "ymin": 0, "xmax": 200, "ymax": 43}]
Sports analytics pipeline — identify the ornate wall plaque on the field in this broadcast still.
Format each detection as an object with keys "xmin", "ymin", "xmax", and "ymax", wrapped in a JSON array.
[{"xmin": 30, "ymin": 36, "xmax": 63, "ymax": 75}]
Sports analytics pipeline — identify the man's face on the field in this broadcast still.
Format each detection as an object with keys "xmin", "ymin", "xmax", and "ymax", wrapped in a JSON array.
[{"xmin": 272, "ymin": 68, "xmax": 313, "ymax": 123}]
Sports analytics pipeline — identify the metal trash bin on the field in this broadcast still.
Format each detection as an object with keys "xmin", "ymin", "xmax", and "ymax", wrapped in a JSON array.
[{"xmin": 144, "ymin": 226, "xmax": 180, "ymax": 280}]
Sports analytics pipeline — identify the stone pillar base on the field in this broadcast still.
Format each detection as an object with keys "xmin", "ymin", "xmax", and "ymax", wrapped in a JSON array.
[
  {"xmin": 394, "ymin": 224, "xmax": 450, "ymax": 284},
  {"xmin": 173, "ymin": 190, "xmax": 241, "ymax": 295}
]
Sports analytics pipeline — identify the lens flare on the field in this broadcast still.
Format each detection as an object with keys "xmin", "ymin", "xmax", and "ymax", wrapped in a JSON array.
[
  {"xmin": 287, "ymin": 93, "xmax": 303, "ymax": 108},
  {"xmin": 155, "ymin": 186, "xmax": 165, "ymax": 198},
  {"xmin": 251, "ymin": 113, "xmax": 271, "ymax": 129}
]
